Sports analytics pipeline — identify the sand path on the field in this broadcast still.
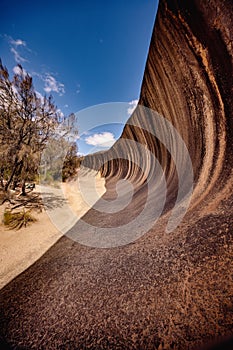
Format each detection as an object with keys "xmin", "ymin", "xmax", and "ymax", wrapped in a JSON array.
[{"xmin": 0, "ymin": 173, "xmax": 105, "ymax": 289}]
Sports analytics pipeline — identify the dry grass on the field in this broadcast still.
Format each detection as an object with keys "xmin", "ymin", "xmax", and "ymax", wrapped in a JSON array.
[{"xmin": 3, "ymin": 209, "xmax": 37, "ymax": 230}]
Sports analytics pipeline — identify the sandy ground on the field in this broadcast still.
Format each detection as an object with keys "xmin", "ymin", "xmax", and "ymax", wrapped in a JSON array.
[{"xmin": 0, "ymin": 173, "xmax": 105, "ymax": 289}]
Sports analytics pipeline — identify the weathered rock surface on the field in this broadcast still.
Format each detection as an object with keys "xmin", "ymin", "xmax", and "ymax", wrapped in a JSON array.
[{"xmin": 0, "ymin": 0, "xmax": 232, "ymax": 349}]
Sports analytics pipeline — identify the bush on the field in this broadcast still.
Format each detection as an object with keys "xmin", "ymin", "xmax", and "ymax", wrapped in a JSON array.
[{"xmin": 3, "ymin": 209, "xmax": 37, "ymax": 230}]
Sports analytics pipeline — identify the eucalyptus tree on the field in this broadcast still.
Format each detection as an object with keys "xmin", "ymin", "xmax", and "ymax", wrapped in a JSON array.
[{"xmin": 0, "ymin": 61, "xmax": 63, "ymax": 195}]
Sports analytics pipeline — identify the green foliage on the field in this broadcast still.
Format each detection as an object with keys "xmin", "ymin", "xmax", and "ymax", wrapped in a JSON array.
[
  {"xmin": 40, "ymin": 138, "xmax": 81, "ymax": 183},
  {"xmin": 0, "ymin": 60, "xmax": 78, "ymax": 194},
  {"xmin": 3, "ymin": 209, "xmax": 37, "ymax": 230},
  {"xmin": 62, "ymin": 143, "xmax": 81, "ymax": 181}
]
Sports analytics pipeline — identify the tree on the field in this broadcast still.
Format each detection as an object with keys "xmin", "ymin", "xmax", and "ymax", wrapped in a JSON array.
[
  {"xmin": 0, "ymin": 61, "xmax": 63, "ymax": 195},
  {"xmin": 62, "ymin": 142, "xmax": 80, "ymax": 181},
  {"xmin": 39, "ymin": 137, "xmax": 81, "ymax": 184}
]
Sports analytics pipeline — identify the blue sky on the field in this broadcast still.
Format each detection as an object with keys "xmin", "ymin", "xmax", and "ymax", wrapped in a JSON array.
[{"xmin": 0, "ymin": 0, "xmax": 158, "ymax": 154}]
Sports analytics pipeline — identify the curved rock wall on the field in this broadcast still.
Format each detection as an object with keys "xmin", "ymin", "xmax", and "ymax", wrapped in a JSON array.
[
  {"xmin": 85, "ymin": 0, "xmax": 233, "ymax": 212},
  {"xmin": 139, "ymin": 0, "xmax": 233, "ymax": 208},
  {"xmin": 0, "ymin": 1, "xmax": 232, "ymax": 349}
]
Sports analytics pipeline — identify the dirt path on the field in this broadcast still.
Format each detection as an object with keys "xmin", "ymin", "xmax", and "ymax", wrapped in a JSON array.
[{"xmin": 0, "ymin": 174, "xmax": 105, "ymax": 289}]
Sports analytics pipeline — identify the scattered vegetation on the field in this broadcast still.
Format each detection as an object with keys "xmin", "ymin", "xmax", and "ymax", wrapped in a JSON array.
[
  {"xmin": 0, "ymin": 60, "xmax": 81, "ymax": 229},
  {"xmin": 0, "ymin": 60, "xmax": 60, "ymax": 196},
  {"xmin": 3, "ymin": 209, "xmax": 37, "ymax": 230},
  {"xmin": 62, "ymin": 144, "xmax": 83, "ymax": 182}
]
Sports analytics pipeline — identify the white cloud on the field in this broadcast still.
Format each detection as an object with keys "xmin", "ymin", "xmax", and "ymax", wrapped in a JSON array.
[
  {"xmin": 31, "ymin": 71, "xmax": 43, "ymax": 79},
  {"xmin": 8, "ymin": 36, "xmax": 28, "ymax": 63},
  {"xmin": 85, "ymin": 132, "xmax": 116, "ymax": 147},
  {"xmin": 77, "ymin": 152, "xmax": 84, "ymax": 157},
  {"xmin": 10, "ymin": 47, "xmax": 27, "ymax": 63},
  {"xmin": 127, "ymin": 99, "xmax": 139, "ymax": 116},
  {"xmin": 32, "ymin": 71, "xmax": 66, "ymax": 97},
  {"xmin": 10, "ymin": 38, "xmax": 26, "ymax": 47},
  {"xmin": 6, "ymin": 35, "xmax": 65, "ymax": 97},
  {"xmin": 35, "ymin": 91, "xmax": 44, "ymax": 101},
  {"xmin": 13, "ymin": 65, "xmax": 27, "ymax": 76},
  {"xmin": 76, "ymin": 83, "xmax": 80, "ymax": 94},
  {"xmin": 44, "ymin": 74, "xmax": 65, "ymax": 96},
  {"xmin": 57, "ymin": 108, "xmax": 64, "ymax": 118}
]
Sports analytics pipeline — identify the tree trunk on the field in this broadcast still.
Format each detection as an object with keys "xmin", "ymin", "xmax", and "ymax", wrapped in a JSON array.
[
  {"xmin": 21, "ymin": 179, "xmax": 26, "ymax": 196},
  {"xmin": 12, "ymin": 179, "xmax": 18, "ymax": 190},
  {"xmin": 4, "ymin": 158, "xmax": 21, "ymax": 192},
  {"xmin": 0, "ymin": 167, "xmax": 4, "ymax": 188}
]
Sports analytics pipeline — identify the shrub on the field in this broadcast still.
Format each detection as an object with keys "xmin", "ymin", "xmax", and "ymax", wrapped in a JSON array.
[{"xmin": 3, "ymin": 209, "xmax": 37, "ymax": 230}]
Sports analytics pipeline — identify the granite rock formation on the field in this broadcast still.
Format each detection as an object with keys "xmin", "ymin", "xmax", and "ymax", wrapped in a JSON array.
[{"xmin": 0, "ymin": 0, "xmax": 232, "ymax": 349}]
